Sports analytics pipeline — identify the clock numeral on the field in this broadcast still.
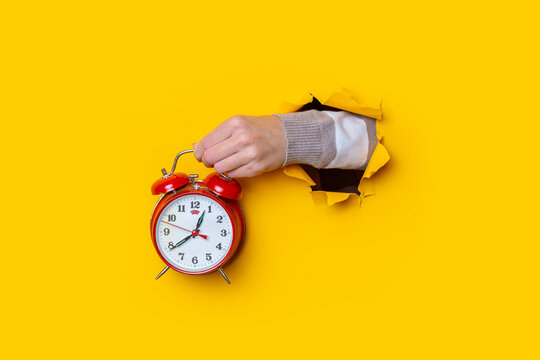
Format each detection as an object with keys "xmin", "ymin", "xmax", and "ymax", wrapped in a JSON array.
[
  {"xmin": 192, "ymin": 256, "xmax": 198, "ymax": 264},
  {"xmin": 168, "ymin": 214, "xmax": 176, "ymax": 222},
  {"xmin": 206, "ymin": 253, "xmax": 212, "ymax": 261},
  {"xmin": 217, "ymin": 216, "xmax": 223, "ymax": 223},
  {"xmin": 168, "ymin": 242, "xmax": 174, "ymax": 249},
  {"xmin": 191, "ymin": 201, "xmax": 200, "ymax": 209},
  {"xmin": 178, "ymin": 205, "xmax": 185, "ymax": 212},
  {"xmin": 208, "ymin": 205, "xmax": 212, "ymax": 213},
  {"xmin": 216, "ymin": 243, "xmax": 222, "ymax": 250},
  {"xmin": 164, "ymin": 228, "xmax": 170, "ymax": 236},
  {"xmin": 221, "ymin": 229, "xmax": 227, "ymax": 237},
  {"xmin": 179, "ymin": 253, "xmax": 184, "ymax": 260}
]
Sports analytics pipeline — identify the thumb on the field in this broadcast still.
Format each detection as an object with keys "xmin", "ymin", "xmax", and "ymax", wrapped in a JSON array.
[{"xmin": 192, "ymin": 142, "xmax": 202, "ymax": 161}]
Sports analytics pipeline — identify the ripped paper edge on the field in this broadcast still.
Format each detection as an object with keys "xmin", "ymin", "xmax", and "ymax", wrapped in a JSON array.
[{"xmin": 279, "ymin": 87, "xmax": 390, "ymax": 206}]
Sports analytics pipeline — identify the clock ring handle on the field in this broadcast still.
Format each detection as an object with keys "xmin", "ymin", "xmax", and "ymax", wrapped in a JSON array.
[
  {"xmin": 220, "ymin": 173, "xmax": 232, "ymax": 180},
  {"xmin": 161, "ymin": 149, "xmax": 194, "ymax": 177},
  {"xmin": 161, "ymin": 149, "xmax": 233, "ymax": 180}
]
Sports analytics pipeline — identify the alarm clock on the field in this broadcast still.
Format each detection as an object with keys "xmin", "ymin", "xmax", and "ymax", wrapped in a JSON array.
[{"xmin": 150, "ymin": 149, "xmax": 245, "ymax": 284}]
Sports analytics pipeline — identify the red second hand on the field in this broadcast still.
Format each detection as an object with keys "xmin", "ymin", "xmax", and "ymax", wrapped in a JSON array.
[{"xmin": 160, "ymin": 221, "xmax": 208, "ymax": 239}]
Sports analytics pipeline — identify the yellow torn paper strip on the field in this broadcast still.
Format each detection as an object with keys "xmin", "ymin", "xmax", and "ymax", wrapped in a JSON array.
[
  {"xmin": 279, "ymin": 87, "xmax": 390, "ymax": 206},
  {"xmin": 326, "ymin": 192, "xmax": 355, "ymax": 206},
  {"xmin": 282, "ymin": 166, "xmax": 316, "ymax": 186}
]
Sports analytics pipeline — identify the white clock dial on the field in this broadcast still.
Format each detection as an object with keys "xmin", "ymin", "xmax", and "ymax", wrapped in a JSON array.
[{"xmin": 156, "ymin": 194, "xmax": 234, "ymax": 273}]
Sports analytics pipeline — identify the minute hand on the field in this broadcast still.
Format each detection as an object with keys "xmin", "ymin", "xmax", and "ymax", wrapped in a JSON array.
[{"xmin": 194, "ymin": 210, "xmax": 205, "ymax": 232}]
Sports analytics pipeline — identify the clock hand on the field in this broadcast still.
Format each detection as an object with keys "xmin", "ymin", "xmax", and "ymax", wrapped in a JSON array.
[
  {"xmin": 194, "ymin": 210, "xmax": 205, "ymax": 232},
  {"xmin": 168, "ymin": 234, "xmax": 193, "ymax": 251},
  {"xmin": 161, "ymin": 221, "xmax": 208, "ymax": 239}
]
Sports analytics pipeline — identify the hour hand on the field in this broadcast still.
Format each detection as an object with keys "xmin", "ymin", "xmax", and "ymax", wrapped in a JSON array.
[{"xmin": 168, "ymin": 234, "xmax": 193, "ymax": 251}]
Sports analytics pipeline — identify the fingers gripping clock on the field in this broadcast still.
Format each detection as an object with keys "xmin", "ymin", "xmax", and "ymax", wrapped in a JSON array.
[{"xmin": 150, "ymin": 149, "xmax": 245, "ymax": 284}]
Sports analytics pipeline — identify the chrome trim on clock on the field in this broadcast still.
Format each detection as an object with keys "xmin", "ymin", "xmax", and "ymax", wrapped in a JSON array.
[
  {"xmin": 161, "ymin": 148, "xmax": 236, "ymax": 180},
  {"xmin": 162, "ymin": 149, "xmax": 194, "ymax": 178}
]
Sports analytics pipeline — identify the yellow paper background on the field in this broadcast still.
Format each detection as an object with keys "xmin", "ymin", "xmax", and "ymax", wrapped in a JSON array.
[{"xmin": 1, "ymin": 1, "xmax": 539, "ymax": 359}]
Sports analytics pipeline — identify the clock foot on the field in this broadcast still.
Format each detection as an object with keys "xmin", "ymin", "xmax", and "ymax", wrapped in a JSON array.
[
  {"xmin": 218, "ymin": 267, "xmax": 231, "ymax": 284},
  {"xmin": 155, "ymin": 265, "xmax": 170, "ymax": 280}
]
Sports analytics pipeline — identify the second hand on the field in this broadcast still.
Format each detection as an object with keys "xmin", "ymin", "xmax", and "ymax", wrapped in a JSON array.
[{"xmin": 160, "ymin": 221, "xmax": 208, "ymax": 239}]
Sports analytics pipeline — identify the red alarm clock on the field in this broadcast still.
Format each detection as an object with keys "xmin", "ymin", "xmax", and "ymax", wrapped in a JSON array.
[{"xmin": 150, "ymin": 149, "xmax": 245, "ymax": 284}]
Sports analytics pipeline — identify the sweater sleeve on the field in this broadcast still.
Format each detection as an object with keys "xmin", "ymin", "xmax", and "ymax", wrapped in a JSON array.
[{"xmin": 272, "ymin": 109, "xmax": 378, "ymax": 171}]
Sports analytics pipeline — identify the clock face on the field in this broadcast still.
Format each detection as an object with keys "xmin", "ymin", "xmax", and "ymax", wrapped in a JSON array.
[{"xmin": 155, "ymin": 193, "xmax": 234, "ymax": 273}]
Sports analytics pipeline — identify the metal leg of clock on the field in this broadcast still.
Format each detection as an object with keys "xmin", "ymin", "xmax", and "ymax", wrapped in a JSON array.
[
  {"xmin": 155, "ymin": 266, "xmax": 170, "ymax": 280},
  {"xmin": 219, "ymin": 267, "xmax": 231, "ymax": 284}
]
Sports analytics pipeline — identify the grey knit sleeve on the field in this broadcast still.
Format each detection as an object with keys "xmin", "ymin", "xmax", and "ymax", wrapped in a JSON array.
[
  {"xmin": 272, "ymin": 110, "xmax": 336, "ymax": 168},
  {"xmin": 272, "ymin": 109, "xmax": 378, "ymax": 170}
]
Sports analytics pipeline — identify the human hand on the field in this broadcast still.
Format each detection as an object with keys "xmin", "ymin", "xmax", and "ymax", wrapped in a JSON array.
[{"xmin": 194, "ymin": 115, "xmax": 286, "ymax": 178}]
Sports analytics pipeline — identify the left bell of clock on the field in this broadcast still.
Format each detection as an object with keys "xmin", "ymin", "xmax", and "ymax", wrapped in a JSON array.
[{"xmin": 151, "ymin": 172, "xmax": 189, "ymax": 195}]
